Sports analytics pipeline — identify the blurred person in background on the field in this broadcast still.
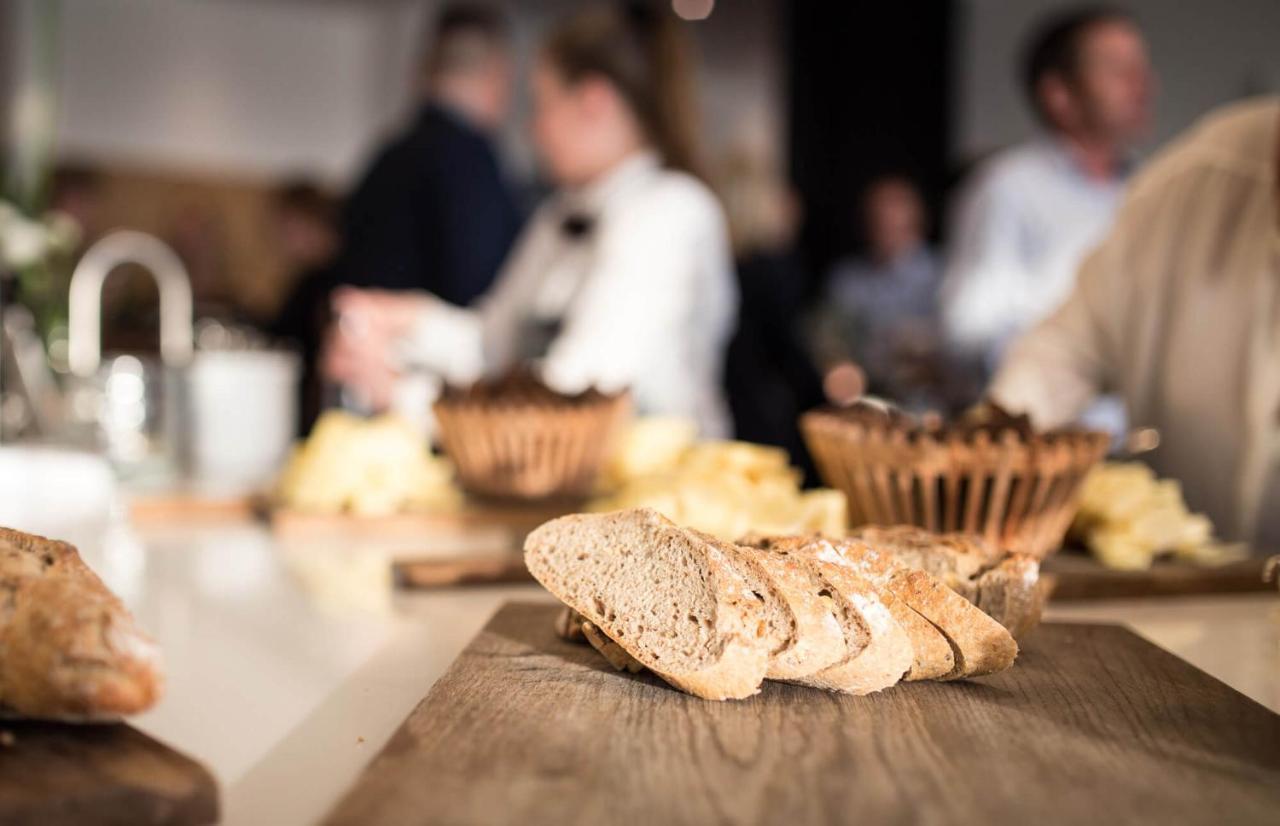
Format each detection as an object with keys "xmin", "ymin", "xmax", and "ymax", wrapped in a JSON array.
[
  {"xmin": 940, "ymin": 7, "xmax": 1152, "ymax": 366},
  {"xmin": 333, "ymin": 2, "xmax": 520, "ymax": 306},
  {"xmin": 991, "ymin": 98, "xmax": 1280, "ymax": 546},
  {"xmin": 811, "ymin": 174, "xmax": 963, "ymax": 411},
  {"xmin": 718, "ymin": 151, "xmax": 822, "ymax": 475},
  {"xmin": 323, "ymin": 4, "xmax": 737, "ymax": 436},
  {"xmin": 267, "ymin": 180, "xmax": 340, "ymax": 435}
]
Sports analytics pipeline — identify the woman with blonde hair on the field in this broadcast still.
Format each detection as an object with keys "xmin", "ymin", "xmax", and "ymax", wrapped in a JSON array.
[{"xmin": 323, "ymin": 3, "xmax": 736, "ymax": 436}]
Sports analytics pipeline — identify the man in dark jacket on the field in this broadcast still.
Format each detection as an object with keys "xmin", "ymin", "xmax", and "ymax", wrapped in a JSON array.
[{"xmin": 336, "ymin": 3, "xmax": 521, "ymax": 306}]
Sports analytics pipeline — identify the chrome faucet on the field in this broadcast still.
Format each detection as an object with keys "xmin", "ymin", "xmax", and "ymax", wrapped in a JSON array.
[{"xmin": 68, "ymin": 230, "xmax": 194, "ymax": 376}]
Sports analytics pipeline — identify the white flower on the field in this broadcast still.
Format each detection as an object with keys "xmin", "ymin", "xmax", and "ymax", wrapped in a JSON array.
[
  {"xmin": 0, "ymin": 212, "xmax": 49, "ymax": 269},
  {"xmin": 0, "ymin": 199, "xmax": 80, "ymax": 269},
  {"xmin": 44, "ymin": 210, "xmax": 82, "ymax": 253}
]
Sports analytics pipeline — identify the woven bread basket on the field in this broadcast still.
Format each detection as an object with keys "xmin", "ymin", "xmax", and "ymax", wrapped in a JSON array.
[
  {"xmin": 800, "ymin": 404, "xmax": 1109, "ymax": 558},
  {"xmin": 434, "ymin": 375, "xmax": 631, "ymax": 501}
]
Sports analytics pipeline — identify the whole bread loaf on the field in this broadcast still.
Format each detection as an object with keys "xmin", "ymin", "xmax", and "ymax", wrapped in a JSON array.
[{"xmin": 0, "ymin": 528, "xmax": 163, "ymax": 720}]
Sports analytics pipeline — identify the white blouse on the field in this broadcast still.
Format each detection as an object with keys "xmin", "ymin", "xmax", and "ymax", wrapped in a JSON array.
[{"xmin": 400, "ymin": 151, "xmax": 738, "ymax": 437}]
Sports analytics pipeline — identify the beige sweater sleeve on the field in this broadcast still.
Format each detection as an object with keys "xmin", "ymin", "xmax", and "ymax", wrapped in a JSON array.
[{"xmin": 988, "ymin": 221, "xmax": 1130, "ymax": 429}]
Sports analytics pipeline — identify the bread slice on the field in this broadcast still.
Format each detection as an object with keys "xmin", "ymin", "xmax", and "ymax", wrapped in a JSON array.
[
  {"xmin": 0, "ymin": 527, "xmax": 163, "ymax": 720},
  {"xmin": 693, "ymin": 532, "xmax": 798, "ymax": 674},
  {"xmin": 554, "ymin": 605, "xmax": 587, "ymax": 642},
  {"xmin": 853, "ymin": 525, "xmax": 994, "ymax": 598},
  {"xmin": 727, "ymin": 545, "xmax": 844, "ymax": 680},
  {"xmin": 973, "ymin": 555, "xmax": 1047, "ymax": 640},
  {"xmin": 834, "ymin": 537, "xmax": 1018, "ymax": 679},
  {"xmin": 750, "ymin": 543, "xmax": 911, "ymax": 694},
  {"xmin": 854, "ymin": 525, "xmax": 1044, "ymax": 639},
  {"xmin": 580, "ymin": 619, "xmax": 645, "ymax": 673},
  {"xmin": 875, "ymin": 592, "xmax": 956, "ymax": 681},
  {"xmin": 524, "ymin": 509, "xmax": 771, "ymax": 700},
  {"xmin": 742, "ymin": 534, "xmax": 953, "ymax": 681}
]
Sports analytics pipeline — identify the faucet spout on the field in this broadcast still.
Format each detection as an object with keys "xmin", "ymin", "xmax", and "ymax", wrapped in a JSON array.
[{"xmin": 67, "ymin": 230, "xmax": 194, "ymax": 376}]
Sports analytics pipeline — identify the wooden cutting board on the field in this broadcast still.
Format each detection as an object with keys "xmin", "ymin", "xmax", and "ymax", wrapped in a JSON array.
[
  {"xmin": 0, "ymin": 720, "xmax": 217, "ymax": 825},
  {"xmin": 127, "ymin": 490, "xmax": 262, "ymax": 524},
  {"xmin": 326, "ymin": 601, "xmax": 1280, "ymax": 826},
  {"xmin": 1044, "ymin": 551, "xmax": 1274, "ymax": 600}
]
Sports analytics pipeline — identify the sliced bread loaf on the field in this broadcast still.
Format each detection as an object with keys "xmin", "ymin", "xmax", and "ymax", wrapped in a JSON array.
[{"xmin": 524, "ymin": 509, "xmax": 772, "ymax": 700}]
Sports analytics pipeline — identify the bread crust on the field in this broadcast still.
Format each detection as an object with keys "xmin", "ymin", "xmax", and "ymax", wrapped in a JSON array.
[{"xmin": 0, "ymin": 527, "xmax": 163, "ymax": 720}]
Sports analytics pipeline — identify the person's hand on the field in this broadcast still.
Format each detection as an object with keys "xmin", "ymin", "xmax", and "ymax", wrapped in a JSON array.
[
  {"xmin": 330, "ymin": 287, "xmax": 430, "ymax": 342},
  {"xmin": 320, "ymin": 288, "xmax": 432, "ymax": 411},
  {"xmin": 320, "ymin": 314, "xmax": 397, "ymax": 411}
]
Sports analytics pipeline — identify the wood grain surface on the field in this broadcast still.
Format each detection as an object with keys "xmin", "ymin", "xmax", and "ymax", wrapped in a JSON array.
[
  {"xmin": 1044, "ymin": 551, "xmax": 1274, "ymax": 600},
  {"xmin": 0, "ymin": 720, "xmax": 218, "ymax": 825},
  {"xmin": 326, "ymin": 601, "xmax": 1280, "ymax": 826}
]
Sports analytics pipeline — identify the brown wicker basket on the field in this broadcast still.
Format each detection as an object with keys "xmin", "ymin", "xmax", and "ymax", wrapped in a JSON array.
[
  {"xmin": 433, "ymin": 378, "xmax": 631, "ymax": 501},
  {"xmin": 800, "ymin": 406, "xmax": 1109, "ymax": 558}
]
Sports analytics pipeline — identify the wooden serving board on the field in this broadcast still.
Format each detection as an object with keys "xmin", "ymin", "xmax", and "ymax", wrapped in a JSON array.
[
  {"xmin": 326, "ymin": 601, "xmax": 1280, "ymax": 826},
  {"xmin": 0, "ymin": 720, "xmax": 217, "ymax": 825},
  {"xmin": 1044, "ymin": 551, "xmax": 1275, "ymax": 600}
]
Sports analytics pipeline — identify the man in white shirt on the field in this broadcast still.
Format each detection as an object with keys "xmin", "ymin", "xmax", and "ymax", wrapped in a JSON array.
[{"xmin": 941, "ymin": 7, "xmax": 1154, "ymax": 364}]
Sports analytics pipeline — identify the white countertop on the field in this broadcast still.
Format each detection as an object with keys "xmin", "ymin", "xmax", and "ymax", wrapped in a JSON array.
[{"xmin": 60, "ymin": 518, "xmax": 1280, "ymax": 826}]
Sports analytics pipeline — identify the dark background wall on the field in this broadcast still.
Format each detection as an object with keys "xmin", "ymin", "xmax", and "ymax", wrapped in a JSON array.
[{"xmin": 786, "ymin": 0, "xmax": 954, "ymax": 284}]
